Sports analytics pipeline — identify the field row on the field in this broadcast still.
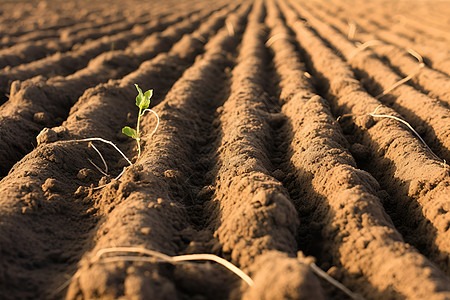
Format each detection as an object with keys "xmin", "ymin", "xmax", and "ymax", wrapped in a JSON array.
[{"xmin": 0, "ymin": 0, "xmax": 449, "ymax": 299}]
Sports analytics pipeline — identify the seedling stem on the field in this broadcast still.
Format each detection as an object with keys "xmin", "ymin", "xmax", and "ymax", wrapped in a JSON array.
[
  {"xmin": 136, "ymin": 104, "xmax": 143, "ymax": 158},
  {"xmin": 122, "ymin": 84, "xmax": 159, "ymax": 160}
]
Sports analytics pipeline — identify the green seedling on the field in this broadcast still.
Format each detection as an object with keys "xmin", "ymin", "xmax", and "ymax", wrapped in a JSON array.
[
  {"xmin": 54, "ymin": 85, "xmax": 159, "ymax": 189},
  {"xmin": 122, "ymin": 84, "xmax": 159, "ymax": 160},
  {"xmin": 39, "ymin": 84, "xmax": 159, "ymax": 192}
]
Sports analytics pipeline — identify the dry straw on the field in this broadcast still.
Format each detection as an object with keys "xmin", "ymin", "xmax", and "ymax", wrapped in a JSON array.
[
  {"xmin": 63, "ymin": 137, "xmax": 133, "ymax": 189},
  {"xmin": 369, "ymin": 105, "xmax": 445, "ymax": 165},
  {"xmin": 93, "ymin": 247, "xmax": 254, "ymax": 286},
  {"xmin": 226, "ymin": 20, "xmax": 235, "ymax": 36},
  {"xmin": 297, "ymin": 253, "xmax": 364, "ymax": 300},
  {"xmin": 347, "ymin": 20, "xmax": 357, "ymax": 40},
  {"xmin": 309, "ymin": 263, "xmax": 364, "ymax": 300},
  {"xmin": 53, "ymin": 247, "xmax": 367, "ymax": 299},
  {"xmin": 52, "ymin": 247, "xmax": 254, "ymax": 297},
  {"xmin": 265, "ymin": 33, "xmax": 292, "ymax": 47},
  {"xmin": 375, "ymin": 48, "xmax": 425, "ymax": 99},
  {"xmin": 348, "ymin": 38, "xmax": 425, "ymax": 99},
  {"xmin": 348, "ymin": 40, "xmax": 383, "ymax": 60},
  {"xmin": 87, "ymin": 142, "xmax": 108, "ymax": 176}
]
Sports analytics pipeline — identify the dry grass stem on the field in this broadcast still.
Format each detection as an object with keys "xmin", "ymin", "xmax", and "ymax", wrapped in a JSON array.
[
  {"xmin": 375, "ymin": 48, "xmax": 424, "ymax": 99},
  {"xmin": 226, "ymin": 20, "xmax": 235, "ymax": 36},
  {"xmin": 348, "ymin": 40, "xmax": 383, "ymax": 60},
  {"xmin": 193, "ymin": 34, "xmax": 206, "ymax": 43},
  {"xmin": 348, "ymin": 39, "xmax": 425, "ymax": 99},
  {"xmin": 265, "ymin": 33, "xmax": 291, "ymax": 47},
  {"xmin": 336, "ymin": 113, "xmax": 354, "ymax": 122},
  {"xmin": 406, "ymin": 48, "xmax": 424, "ymax": 64},
  {"xmin": 309, "ymin": 263, "xmax": 364, "ymax": 300},
  {"xmin": 347, "ymin": 20, "xmax": 356, "ymax": 40},
  {"xmin": 65, "ymin": 108, "xmax": 158, "ymax": 189},
  {"xmin": 88, "ymin": 142, "xmax": 108, "ymax": 176},
  {"xmin": 369, "ymin": 105, "xmax": 445, "ymax": 164},
  {"xmin": 142, "ymin": 108, "xmax": 160, "ymax": 138},
  {"xmin": 76, "ymin": 138, "xmax": 133, "ymax": 165},
  {"xmin": 92, "ymin": 247, "xmax": 254, "ymax": 286},
  {"xmin": 62, "ymin": 138, "xmax": 133, "ymax": 188},
  {"xmin": 53, "ymin": 246, "xmax": 255, "ymax": 297}
]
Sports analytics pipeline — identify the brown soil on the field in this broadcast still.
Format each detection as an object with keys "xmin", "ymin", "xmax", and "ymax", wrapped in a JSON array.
[{"xmin": 0, "ymin": 0, "xmax": 449, "ymax": 299}]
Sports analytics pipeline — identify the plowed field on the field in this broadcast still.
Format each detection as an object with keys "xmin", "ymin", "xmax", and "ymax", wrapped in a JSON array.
[{"xmin": 1, "ymin": 0, "xmax": 449, "ymax": 299}]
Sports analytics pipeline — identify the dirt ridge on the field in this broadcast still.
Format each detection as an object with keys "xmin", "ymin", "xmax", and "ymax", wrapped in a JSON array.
[
  {"xmin": 0, "ymin": 2, "xmax": 234, "ymax": 176},
  {"xmin": 0, "ymin": 0, "xmax": 449, "ymax": 299},
  {"xmin": 303, "ymin": 0, "xmax": 450, "ymax": 107}
]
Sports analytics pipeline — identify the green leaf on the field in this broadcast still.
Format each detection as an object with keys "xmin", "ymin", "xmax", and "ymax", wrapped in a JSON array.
[
  {"xmin": 135, "ymin": 84, "xmax": 144, "ymax": 108},
  {"xmin": 144, "ymin": 89, "xmax": 153, "ymax": 99},
  {"xmin": 122, "ymin": 126, "xmax": 137, "ymax": 139},
  {"xmin": 134, "ymin": 84, "xmax": 153, "ymax": 110},
  {"xmin": 141, "ymin": 89, "xmax": 153, "ymax": 109}
]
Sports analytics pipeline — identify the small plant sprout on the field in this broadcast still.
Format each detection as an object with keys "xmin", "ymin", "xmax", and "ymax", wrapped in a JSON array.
[
  {"xmin": 122, "ymin": 84, "xmax": 160, "ymax": 160},
  {"xmin": 45, "ymin": 84, "xmax": 159, "ymax": 190}
]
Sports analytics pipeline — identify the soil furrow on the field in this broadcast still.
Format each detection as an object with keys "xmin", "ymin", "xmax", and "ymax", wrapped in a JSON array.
[
  {"xmin": 1, "ymin": 1, "xmax": 449, "ymax": 299},
  {"xmin": 65, "ymin": 4, "xmax": 252, "ymax": 299},
  {"xmin": 199, "ymin": 1, "xmax": 326, "ymax": 299},
  {"xmin": 280, "ymin": 0, "xmax": 450, "ymax": 277},
  {"xmin": 0, "ymin": 0, "xmax": 201, "ymax": 41},
  {"xmin": 393, "ymin": 0, "xmax": 450, "ymax": 32},
  {"xmin": 405, "ymin": 9, "xmax": 450, "ymax": 32},
  {"xmin": 0, "ymin": 7, "xmax": 204, "ymax": 104},
  {"xmin": 0, "ymin": 138, "xmax": 102, "ymax": 299},
  {"xmin": 345, "ymin": 0, "xmax": 450, "ymax": 44},
  {"xmin": 0, "ymin": 3, "xmax": 231, "ymax": 177},
  {"xmin": 0, "ymin": 1, "xmax": 204, "ymax": 69},
  {"xmin": 0, "ymin": 43, "xmax": 60, "ymax": 70},
  {"xmin": 330, "ymin": 0, "xmax": 450, "ymax": 50},
  {"xmin": 0, "ymin": 18, "xmax": 131, "ymax": 69},
  {"xmin": 395, "ymin": 17, "xmax": 450, "ymax": 44},
  {"xmin": 274, "ymin": 0, "xmax": 450, "ymax": 298},
  {"xmin": 0, "ymin": 15, "xmax": 127, "ymax": 49},
  {"xmin": 0, "ymin": 18, "xmax": 80, "ymax": 42},
  {"xmin": 329, "ymin": 0, "xmax": 450, "ymax": 76},
  {"xmin": 0, "ymin": 3, "xmax": 250, "ymax": 299},
  {"xmin": 0, "ymin": 4, "xmax": 140, "ymax": 55},
  {"xmin": 293, "ymin": 1, "xmax": 450, "ymax": 165},
  {"xmin": 303, "ymin": 0, "xmax": 450, "ymax": 108},
  {"xmin": 0, "ymin": 4, "xmax": 94, "ymax": 38},
  {"xmin": 64, "ymin": 3, "xmax": 248, "ymax": 141}
]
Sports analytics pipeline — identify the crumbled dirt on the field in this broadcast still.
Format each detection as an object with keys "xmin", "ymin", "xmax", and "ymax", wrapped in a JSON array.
[{"xmin": 0, "ymin": 0, "xmax": 449, "ymax": 299}]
